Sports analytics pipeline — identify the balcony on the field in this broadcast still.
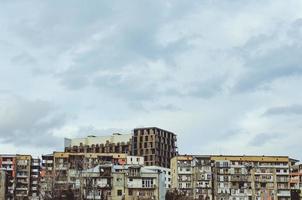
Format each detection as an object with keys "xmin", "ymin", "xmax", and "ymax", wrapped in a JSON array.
[
  {"xmin": 16, "ymin": 174, "xmax": 28, "ymax": 178},
  {"xmin": 277, "ymin": 191, "xmax": 290, "ymax": 197},
  {"xmin": 17, "ymin": 180, "xmax": 29, "ymax": 184},
  {"xmin": 230, "ymin": 176, "xmax": 249, "ymax": 182},
  {"xmin": 86, "ymin": 195, "xmax": 102, "ymax": 199},
  {"xmin": 55, "ymin": 180, "xmax": 68, "ymax": 184},
  {"xmin": 55, "ymin": 165, "xmax": 68, "ymax": 170},
  {"xmin": 2, "ymin": 160, "xmax": 13, "ymax": 164},
  {"xmin": 16, "ymin": 187, "xmax": 29, "ymax": 191},
  {"xmin": 178, "ymin": 169, "xmax": 192, "ymax": 174},
  {"xmin": 32, "ymin": 186, "xmax": 38, "ymax": 191},
  {"xmin": 3, "ymin": 166, "xmax": 14, "ymax": 171},
  {"xmin": 32, "ymin": 162, "xmax": 40, "ymax": 166},
  {"xmin": 31, "ymin": 174, "xmax": 39, "ymax": 178}
]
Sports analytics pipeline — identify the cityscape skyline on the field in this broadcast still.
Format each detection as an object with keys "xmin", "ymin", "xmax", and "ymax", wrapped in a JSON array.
[{"xmin": 1, "ymin": 128, "xmax": 301, "ymax": 200}]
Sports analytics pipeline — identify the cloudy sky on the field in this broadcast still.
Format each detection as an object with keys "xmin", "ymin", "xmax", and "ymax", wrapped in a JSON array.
[{"xmin": 1, "ymin": 0, "xmax": 302, "ymax": 159}]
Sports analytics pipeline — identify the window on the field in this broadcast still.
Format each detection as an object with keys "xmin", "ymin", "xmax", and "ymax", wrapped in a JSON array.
[
  {"xmin": 117, "ymin": 190, "xmax": 122, "ymax": 196},
  {"xmin": 128, "ymin": 189, "xmax": 133, "ymax": 196},
  {"xmin": 142, "ymin": 178, "xmax": 153, "ymax": 188}
]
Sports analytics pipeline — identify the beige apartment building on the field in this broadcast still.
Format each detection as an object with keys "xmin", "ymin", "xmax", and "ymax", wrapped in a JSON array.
[
  {"xmin": 211, "ymin": 155, "xmax": 297, "ymax": 200},
  {"xmin": 171, "ymin": 155, "xmax": 213, "ymax": 200},
  {"xmin": 64, "ymin": 133, "xmax": 133, "ymax": 154},
  {"xmin": 15, "ymin": 155, "xmax": 31, "ymax": 199},
  {"xmin": 50, "ymin": 152, "xmax": 128, "ymax": 199},
  {"xmin": 171, "ymin": 155, "xmax": 298, "ymax": 200}
]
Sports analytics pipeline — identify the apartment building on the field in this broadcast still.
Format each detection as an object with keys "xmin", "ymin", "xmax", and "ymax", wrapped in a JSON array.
[
  {"xmin": 0, "ymin": 154, "xmax": 41, "ymax": 200},
  {"xmin": 15, "ymin": 155, "xmax": 31, "ymax": 199},
  {"xmin": 0, "ymin": 154, "xmax": 16, "ymax": 199},
  {"xmin": 132, "ymin": 127, "xmax": 178, "ymax": 168},
  {"xmin": 171, "ymin": 155, "xmax": 213, "ymax": 200},
  {"xmin": 40, "ymin": 154, "xmax": 54, "ymax": 199},
  {"xmin": 290, "ymin": 164, "xmax": 302, "ymax": 200},
  {"xmin": 42, "ymin": 151, "xmax": 166, "ymax": 200},
  {"xmin": 64, "ymin": 133, "xmax": 132, "ymax": 154},
  {"xmin": 171, "ymin": 155, "xmax": 298, "ymax": 200},
  {"xmin": 30, "ymin": 158, "xmax": 40, "ymax": 199},
  {"xmin": 0, "ymin": 169, "xmax": 6, "ymax": 200},
  {"xmin": 51, "ymin": 152, "xmax": 128, "ymax": 199},
  {"xmin": 80, "ymin": 163, "xmax": 165, "ymax": 200},
  {"xmin": 211, "ymin": 155, "xmax": 295, "ymax": 200}
]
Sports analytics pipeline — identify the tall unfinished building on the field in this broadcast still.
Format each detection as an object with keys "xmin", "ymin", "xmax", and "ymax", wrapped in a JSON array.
[{"xmin": 132, "ymin": 127, "xmax": 178, "ymax": 168}]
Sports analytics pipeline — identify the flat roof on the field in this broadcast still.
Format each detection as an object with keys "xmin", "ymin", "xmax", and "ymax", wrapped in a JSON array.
[{"xmin": 133, "ymin": 127, "xmax": 176, "ymax": 135}]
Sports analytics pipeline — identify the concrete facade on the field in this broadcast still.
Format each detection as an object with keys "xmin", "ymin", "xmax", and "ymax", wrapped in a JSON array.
[
  {"xmin": 171, "ymin": 155, "xmax": 213, "ymax": 200},
  {"xmin": 211, "ymin": 155, "xmax": 293, "ymax": 200},
  {"xmin": 171, "ymin": 155, "xmax": 298, "ymax": 200},
  {"xmin": 64, "ymin": 133, "xmax": 132, "ymax": 154},
  {"xmin": 144, "ymin": 166, "xmax": 171, "ymax": 189},
  {"xmin": 0, "ymin": 169, "xmax": 6, "ymax": 200},
  {"xmin": 43, "ymin": 151, "xmax": 164, "ymax": 200},
  {"xmin": 0, "ymin": 154, "xmax": 40, "ymax": 200}
]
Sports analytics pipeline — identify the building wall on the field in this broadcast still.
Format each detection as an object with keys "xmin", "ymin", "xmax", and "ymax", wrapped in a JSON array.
[
  {"xmin": 127, "ymin": 156, "xmax": 144, "ymax": 165},
  {"xmin": 144, "ymin": 166, "xmax": 171, "ymax": 189},
  {"xmin": 0, "ymin": 169, "xmax": 6, "ymax": 200},
  {"xmin": 15, "ymin": 155, "xmax": 32, "ymax": 199}
]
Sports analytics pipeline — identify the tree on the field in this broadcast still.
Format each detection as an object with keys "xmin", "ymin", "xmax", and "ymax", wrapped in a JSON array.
[{"xmin": 165, "ymin": 189, "xmax": 193, "ymax": 200}]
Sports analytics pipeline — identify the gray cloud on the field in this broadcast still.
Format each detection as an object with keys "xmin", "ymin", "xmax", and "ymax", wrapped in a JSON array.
[
  {"xmin": 0, "ymin": 94, "xmax": 67, "ymax": 147},
  {"xmin": 72, "ymin": 126, "xmax": 129, "ymax": 138},
  {"xmin": 263, "ymin": 105, "xmax": 302, "ymax": 116},
  {"xmin": 234, "ymin": 19, "xmax": 302, "ymax": 92},
  {"xmin": 249, "ymin": 133, "xmax": 282, "ymax": 146}
]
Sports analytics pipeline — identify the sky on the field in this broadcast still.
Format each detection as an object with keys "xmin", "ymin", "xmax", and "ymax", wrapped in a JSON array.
[{"xmin": 0, "ymin": 0, "xmax": 302, "ymax": 160}]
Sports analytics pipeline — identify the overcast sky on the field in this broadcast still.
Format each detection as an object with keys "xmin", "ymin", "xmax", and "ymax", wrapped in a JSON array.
[{"xmin": 0, "ymin": 0, "xmax": 302, "ymax": 159}]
